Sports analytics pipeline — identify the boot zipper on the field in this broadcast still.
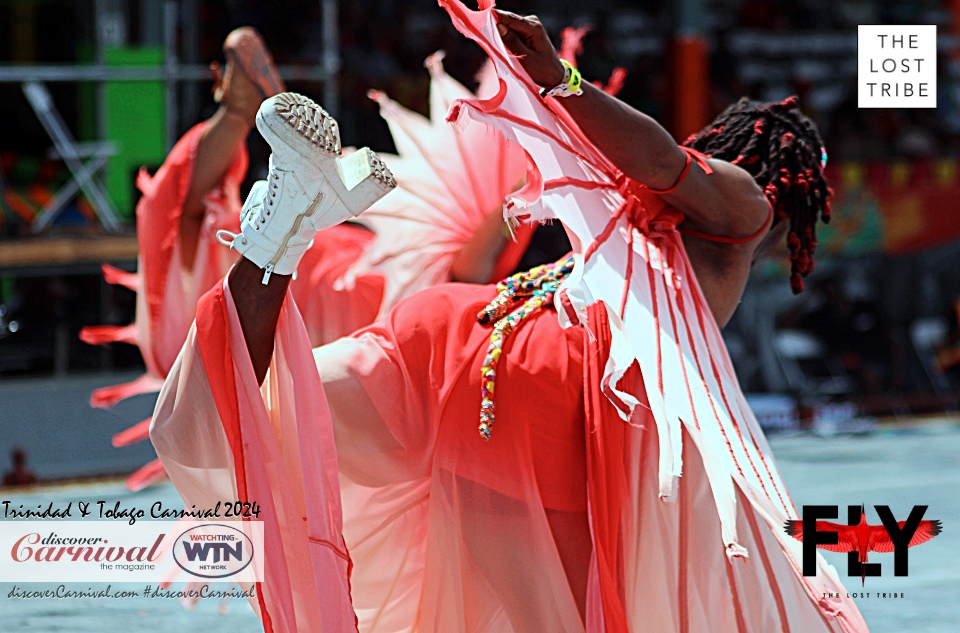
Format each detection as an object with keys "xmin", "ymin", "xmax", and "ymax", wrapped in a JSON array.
[
  {"xmin": 260, "ymin": 192, "xmax": 325, "ymax": 285},
  {"xmin": 262, "ymin": 263, "xmax": 275, "ymax": 285}
]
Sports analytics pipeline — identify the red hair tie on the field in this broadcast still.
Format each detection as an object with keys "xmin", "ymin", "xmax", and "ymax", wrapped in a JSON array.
[
  {"xmin": 763, "ymin": 183, "xmax": 779, "ymax": 203},
  {"xmin": 787, "ymin": 232, "xmax": 801, "ymax": 256},
  {"xmin": 790, "ymin": 272, "xmax": 805, "ymax": 294},
  {"xmin": 780, "ymin": 95, "xmax": 799, "ymax": 110}
]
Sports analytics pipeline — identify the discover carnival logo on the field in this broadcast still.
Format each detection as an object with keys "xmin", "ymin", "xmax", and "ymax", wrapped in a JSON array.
[
  {"xmin": 11, "ymin": 530, "xmax": 164, "ymax": 567},
  {"xmin": 0, "ymin": 520, "xmax": 264, "ymax": 582}
]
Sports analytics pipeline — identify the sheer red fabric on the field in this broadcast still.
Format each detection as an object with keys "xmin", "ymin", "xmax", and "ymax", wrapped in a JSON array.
[
  {"xmin": 80, "ymin": 121, "xmax": 245, "ymax": 410},
  {"xmin": 153, "ymin": 275, "xmax": 866, "ymax": 631}
]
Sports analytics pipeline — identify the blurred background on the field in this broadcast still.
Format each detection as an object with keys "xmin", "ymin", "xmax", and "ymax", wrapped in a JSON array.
[{"xmin": 1, "ymin": 2, "xmax": 958, "ymax": 631}]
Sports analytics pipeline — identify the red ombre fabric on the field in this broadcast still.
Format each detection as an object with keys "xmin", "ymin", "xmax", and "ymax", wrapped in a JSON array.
[
  {"xmin": 345, "ymin": 52, "xmax": 530, "ymax": 312},
  {"xmin": 153, "ymin": 273, "xmax": 866, "ymax": 631},
  {"xmin": 433, "ymin": 1, "xmax": 868, "ymax": 630},
  {"xmin": 81, "ymin": 121, "xmax": 246, "ymax": 410},
  {"xmin": 153, "ymin": 280, "xmax": 354, "ymax": 633}
]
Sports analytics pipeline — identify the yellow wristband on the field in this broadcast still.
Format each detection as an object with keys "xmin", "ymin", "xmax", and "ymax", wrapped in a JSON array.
[{"xmin": 540, "ymin": 59, "xmax": 584, "ymax": 98}]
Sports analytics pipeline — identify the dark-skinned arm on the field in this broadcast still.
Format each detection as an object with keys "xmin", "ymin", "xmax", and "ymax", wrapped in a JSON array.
[{"xmin": 494, "ymin": 10, "xmax": 769, "ymax": 240}]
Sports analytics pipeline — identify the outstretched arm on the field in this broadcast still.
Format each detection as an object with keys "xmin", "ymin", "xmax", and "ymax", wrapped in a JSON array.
[{"xmin": 494, "ymin": 11, "xmax": 768, "ymax": 240}]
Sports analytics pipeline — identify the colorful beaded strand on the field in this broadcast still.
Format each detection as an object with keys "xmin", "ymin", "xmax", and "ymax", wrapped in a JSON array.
[{"xmin": 476, "ymin": 255, "xmax": 575, "ymax": 440}]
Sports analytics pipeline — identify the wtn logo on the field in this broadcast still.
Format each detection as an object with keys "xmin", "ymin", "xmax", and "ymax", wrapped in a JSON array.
[
  {"xmin": 181, "ymin": 539, "xmax": 243, "ymax": 564},
  {"xmin": 784, "ymin": 505, "xmax": 942, "ymax": 585},
  {"xmin": 173, "ymin": 524, "xmax": 255, "ymax": 579}
]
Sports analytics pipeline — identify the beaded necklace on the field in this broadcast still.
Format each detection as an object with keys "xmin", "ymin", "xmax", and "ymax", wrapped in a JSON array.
[{"xmin": 475, "ymin": 255, "xmax": 576, "ymax": 440}]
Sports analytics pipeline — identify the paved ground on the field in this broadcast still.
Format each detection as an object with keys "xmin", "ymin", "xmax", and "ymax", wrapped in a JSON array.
[
  {"xmin": 1, "ymin": 420, "xmax": 957, "ymax": 632},
  {"xmin": 770, "ymin": 418, "xmax": 960, "ymax": 632},
  {"xmin": 0, "ymin": 373, "xmax": 158, "ymax": 480}
]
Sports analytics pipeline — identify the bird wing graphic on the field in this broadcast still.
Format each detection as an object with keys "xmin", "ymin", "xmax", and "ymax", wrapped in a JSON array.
[
  {"xmin": 870, "ymin": 520, "xmax": 942, "ymax": 553},
  {"xmin": 784, "ymin": 520, "xmax": 859, "ymax": 553}
]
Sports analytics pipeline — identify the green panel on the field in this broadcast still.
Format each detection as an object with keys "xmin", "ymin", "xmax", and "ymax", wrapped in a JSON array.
[
  {"xmin": 76, "ymin": 42, "xmax": 96, "ymax": 143},
  {"xmin": 104, "ymin": 47, "xmax": 166, "ymax": 220}
]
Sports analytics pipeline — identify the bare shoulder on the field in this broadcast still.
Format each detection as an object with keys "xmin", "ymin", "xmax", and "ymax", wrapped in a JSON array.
[
  {"xmin": 671, "ymin": 158, "xmax": 773, "ymax": 326},
  {"xmin": 662, "ymin": 157, "xmax": 770, "ymax": 242}
]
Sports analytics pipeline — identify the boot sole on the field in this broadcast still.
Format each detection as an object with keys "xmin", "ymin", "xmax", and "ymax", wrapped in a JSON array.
[{"xmin": 255, "ymin": 93, "xmax": 396, "ymax": 222}]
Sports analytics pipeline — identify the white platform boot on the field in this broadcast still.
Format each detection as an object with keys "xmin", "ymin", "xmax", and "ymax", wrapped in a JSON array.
[{"xmin": 218, "ymin": 92, "xmax": 396, "ymax": 283}]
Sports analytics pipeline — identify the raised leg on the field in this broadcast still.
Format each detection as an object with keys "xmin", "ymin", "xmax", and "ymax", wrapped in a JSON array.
[
  {"xmin": 228, "ymin": 259, "xmax": 290, "ymax": 384},
  {"xmin": 180, "ymin": 27, "xmax": 287, "ymax": 270},
  {"xmin": 180, "ymin": 106, "xmax": 252, "ymax": 269}
]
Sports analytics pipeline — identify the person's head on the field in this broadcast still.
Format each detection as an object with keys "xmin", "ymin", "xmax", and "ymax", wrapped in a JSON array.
[
  {"xmin": 683, "ymin": 96, "xmax": 830, "ymax": 293},
  {"xmin": 12, "ymin": 449, "xmax": 26, "ymax": 468}
]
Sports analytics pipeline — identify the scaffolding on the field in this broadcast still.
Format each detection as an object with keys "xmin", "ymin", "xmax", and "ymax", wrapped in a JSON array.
[{"xmin": 0, "ymin": 0, "xmax": 340, "ymax": 233}]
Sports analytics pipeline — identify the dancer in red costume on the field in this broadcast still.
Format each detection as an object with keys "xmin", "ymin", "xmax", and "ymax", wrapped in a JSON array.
[
  {"xmin": 78, "ymin": 27, "xmax": 287, "ymax": 488},
  {"xmin": 81, "ymin": 31, "xmax": 532, "ymax": 490},
  {"xmin": 80, "ymin": 28, "xmax": 276, "ymax": 404},
  {"xmin": 150, "ymin": 4, "xmax": 869, "ymax": 632}
]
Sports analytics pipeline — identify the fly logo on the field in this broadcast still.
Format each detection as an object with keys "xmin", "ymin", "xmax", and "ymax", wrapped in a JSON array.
[
  {"xmin": 785, "ymin": 505, "xmax": 942, "ymax": 585},
  {"xmin": 173, "ymin": 524, "xmax": 255, "ymax": 579}
]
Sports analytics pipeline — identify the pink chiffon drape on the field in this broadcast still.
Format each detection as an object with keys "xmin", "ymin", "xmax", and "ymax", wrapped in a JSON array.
[{"xmin": 153, "ymin": 275, "xmax": 865, "ymax": 632}]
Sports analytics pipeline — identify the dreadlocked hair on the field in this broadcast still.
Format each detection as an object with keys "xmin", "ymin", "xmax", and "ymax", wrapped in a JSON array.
[{"xmin": 682, "ymin": 96, "xmax": 831, "ymax": 293}]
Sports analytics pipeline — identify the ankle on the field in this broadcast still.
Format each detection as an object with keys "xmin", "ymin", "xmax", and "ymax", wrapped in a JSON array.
[{"xmin": 220, "ymin": 104, "xmax": 256, "ymax": 130}]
